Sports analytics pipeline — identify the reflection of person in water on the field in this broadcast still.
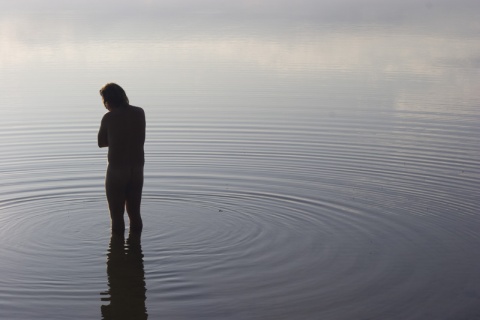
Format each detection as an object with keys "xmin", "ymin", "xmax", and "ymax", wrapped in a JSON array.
[
  {"xmin": 98, "ymin": 83, "xmax": 145, "ymax": 235},
  {"xmin": 101, "ymin": 233, "xmax": 148, "ymax": 320}
]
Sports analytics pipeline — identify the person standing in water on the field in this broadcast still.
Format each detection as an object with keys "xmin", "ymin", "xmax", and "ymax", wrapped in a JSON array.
[{"xmin": 98, "ymin": 83, "xmax": 146, "ymax": 235}]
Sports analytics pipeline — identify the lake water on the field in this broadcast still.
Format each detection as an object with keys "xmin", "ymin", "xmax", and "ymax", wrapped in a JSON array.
[{"xmin": 1, "ymin": 1, "xmax": 479, "ymax": 319}]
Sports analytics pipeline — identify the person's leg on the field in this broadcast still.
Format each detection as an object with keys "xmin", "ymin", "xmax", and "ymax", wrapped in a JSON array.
[
  {"xmin": 126, "ymin": 166, "xmax": 144, "ymax": 233},
  {"xmin": 106, "ymin": 165, "xmax": 128, "ymax": 235}
]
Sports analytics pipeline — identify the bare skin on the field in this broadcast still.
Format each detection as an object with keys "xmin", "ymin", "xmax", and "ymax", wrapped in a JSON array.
[{"xmin": 98, "ymin": 102, "xmax": 145, "ymax": 235}]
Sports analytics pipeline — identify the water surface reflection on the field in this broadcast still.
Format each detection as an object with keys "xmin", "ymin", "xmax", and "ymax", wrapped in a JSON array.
[
  {"xmin": 0, "ymin": 1, "xmax": 479, "ymax": 319},
  {"xmin": 101, "ymin": 233, "xmax": 147, "ymax": 320}
]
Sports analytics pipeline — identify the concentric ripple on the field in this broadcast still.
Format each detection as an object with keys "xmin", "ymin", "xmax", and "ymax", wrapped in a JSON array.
[
  {"xmin": 1, "ymin": 3, "xmax": 480, "ymax": 318},
  {"xmin": 0, "ymin": 105, "xmax": 479, "ymax": 319}
]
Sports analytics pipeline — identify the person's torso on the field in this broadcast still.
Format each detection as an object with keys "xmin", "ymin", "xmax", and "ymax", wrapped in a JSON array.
[{"xmin": 107, "ymin": 105, "xmax": 145, "ymax": 167}]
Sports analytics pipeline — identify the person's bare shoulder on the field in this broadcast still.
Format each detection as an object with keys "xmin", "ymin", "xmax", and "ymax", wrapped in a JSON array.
[
  {"xmin": 100, "ymin": 110, "xmax": 113, "ymax": 128},
  {"xmin": 130, "ymin": 105, "xmax": 145, "ymax": 113},
  {"xmin": 102, "ymin": 110, "xmax": 113, "ymax": 120},
  {"xmin": 129, "ymin": 105, "xmax": 146, "ymax": 121}
]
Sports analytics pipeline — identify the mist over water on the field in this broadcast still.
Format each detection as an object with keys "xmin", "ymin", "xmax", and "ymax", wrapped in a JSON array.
[{"xmin": 1, "ymin": 1, "xmax": 479, "ymax": 319}]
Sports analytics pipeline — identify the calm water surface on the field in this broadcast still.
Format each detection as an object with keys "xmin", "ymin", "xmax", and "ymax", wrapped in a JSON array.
[{"xmin": 1, "ymin": 1, "xmax": 479, "ymax": 319}]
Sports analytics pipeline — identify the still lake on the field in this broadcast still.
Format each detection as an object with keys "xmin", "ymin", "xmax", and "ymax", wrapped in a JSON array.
[{"xmin": 1, "ymin": 1, "xmax": 479, "ymax": 319}]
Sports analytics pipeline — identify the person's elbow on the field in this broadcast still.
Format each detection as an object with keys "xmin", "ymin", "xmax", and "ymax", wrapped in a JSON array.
[{"xmin": 98, "ymin": 139, "xmax": 108, "ymax": 148}]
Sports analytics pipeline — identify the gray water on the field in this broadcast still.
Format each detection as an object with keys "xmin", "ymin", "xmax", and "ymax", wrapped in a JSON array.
[{"xmin": 1, "ymin": 1, "xmax": 480, "ymax": 319}]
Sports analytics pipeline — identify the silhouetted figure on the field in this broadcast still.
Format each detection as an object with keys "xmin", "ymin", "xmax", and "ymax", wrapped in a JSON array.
[
  {"xmin": 101, "ymin": 233, "xmax": 148, "ymax": 319},
  {"xmin": 98, "ymin": 83, "xmax": 145, "ymax": 235}
]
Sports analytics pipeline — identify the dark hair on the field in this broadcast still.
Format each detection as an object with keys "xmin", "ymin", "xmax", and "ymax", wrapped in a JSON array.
[{"xmin": 99, "ymin": 83, "xmax": 129, "ymax": 107}]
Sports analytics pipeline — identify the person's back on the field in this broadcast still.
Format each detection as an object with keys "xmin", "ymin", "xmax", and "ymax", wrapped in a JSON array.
[
  {"xmin": 101, "ymin": 105, "xmax": 145, "ymax": 167},
  {"xmin": 98, "ymin": 83, "xmax": 145, "ymax": 235}
]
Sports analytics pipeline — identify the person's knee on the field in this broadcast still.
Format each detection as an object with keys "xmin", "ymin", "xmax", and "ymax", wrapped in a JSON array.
[
  {"xmin": 111, "ymin": 217, "xmax": 125, "ymax": 235},
  {"xmin": 129, "ymin": 218, "xmax": 143, "ymax": 233}
]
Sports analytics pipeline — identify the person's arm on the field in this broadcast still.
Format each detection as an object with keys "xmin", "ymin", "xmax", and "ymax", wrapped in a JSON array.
[{"xmin": 98, "ymin": 114, "xmax": 109, "ymax": 148}]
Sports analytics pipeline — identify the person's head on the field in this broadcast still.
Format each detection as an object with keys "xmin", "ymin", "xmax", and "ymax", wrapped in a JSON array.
[{"xmin": 99, "ymin": 83, "xmax": 129, "ymax": 109}]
